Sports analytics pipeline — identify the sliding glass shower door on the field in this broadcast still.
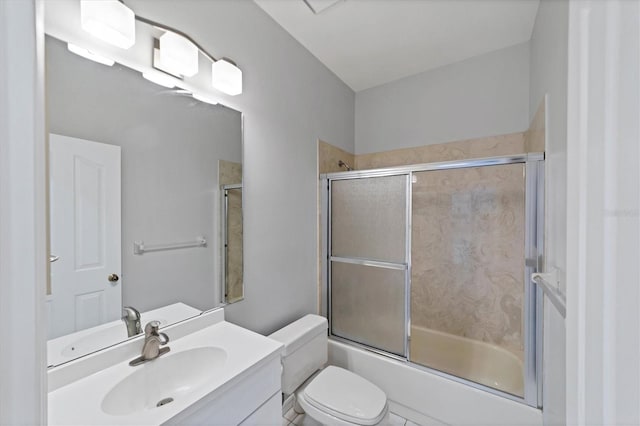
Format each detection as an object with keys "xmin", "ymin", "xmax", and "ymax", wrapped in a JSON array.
[
  {"xmin": 324, "ymin": 154, "xmax": 543, "ymax": 407},
  {"xmin": 329, "ymin": 175, "xmax": 409, "ymax": 356},
  {"xmin": 410, "ymin": 163, "xmax": 527, "ymax": 397}
]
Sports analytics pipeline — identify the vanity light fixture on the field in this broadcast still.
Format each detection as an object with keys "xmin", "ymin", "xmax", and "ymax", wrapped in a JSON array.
[
  {"xmin": 139, "ymin": 17, "xmax": 243, "ymax": 96},
  {"xmin": 159, "ymin": 31, "xmax": 199, "ymax": 78},
  {"xmin": 192, "ymin": 92, "xmax": 219, "ymax": 106},
  {"xmin": 142, "ymin": 70, "xmax": 178, "ymax": 89},
  {"xmin": 76, "ymin": 7, "xmax": 244, "ymax": 95},
  {"xmin": 80, "ymin": 0, "xmax": 136, "ymax": 49},
  {"xmin": 67, "ymin": 43, "xmax": 115, "ymax": 66},
  {"xmin": 211, "ymin": 59, "xmax": 243, "ymax": 96}
]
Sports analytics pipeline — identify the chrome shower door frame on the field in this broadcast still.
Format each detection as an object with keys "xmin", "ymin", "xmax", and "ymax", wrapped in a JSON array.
[
  {"xmin": 221, "ymin": 183, "xmax": 243, "ymax": 304},
  {"xmin": 326, "ymin": 173, "xmax": 410, "ymax": 359},
  {"xmin": 321, "ymin": 153, "xmax": 544, "ymax": 408}
]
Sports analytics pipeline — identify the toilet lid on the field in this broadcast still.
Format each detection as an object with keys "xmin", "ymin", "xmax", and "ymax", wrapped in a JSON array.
[{"xmin": 303, "ymin": 366, "xmax": 387, "ymax": 426}]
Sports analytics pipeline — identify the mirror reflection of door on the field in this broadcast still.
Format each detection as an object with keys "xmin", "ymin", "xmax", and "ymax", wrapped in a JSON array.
[{"xmin": 47, "ymin": 134, "xmax": 122, "ymax": 339}]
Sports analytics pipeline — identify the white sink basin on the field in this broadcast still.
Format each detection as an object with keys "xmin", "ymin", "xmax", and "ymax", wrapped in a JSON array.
[{"xmin": 101, "ymin": 347, "xmax": 227, "ymax": 416}]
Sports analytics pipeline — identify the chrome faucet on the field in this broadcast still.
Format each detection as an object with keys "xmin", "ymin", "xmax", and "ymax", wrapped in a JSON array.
[
  {"xmin": 122, "ymin": 306, "xmax": 142, "ymax": 337},
  {"xmin": 129, "ymin": 321, "xmax": 170, "ymax": 366}
]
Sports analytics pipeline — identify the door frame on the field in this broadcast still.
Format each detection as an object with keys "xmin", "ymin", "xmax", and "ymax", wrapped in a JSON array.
[{"xmin": 0, "ymin": 0, "xmax": 47, "ymax": 423}]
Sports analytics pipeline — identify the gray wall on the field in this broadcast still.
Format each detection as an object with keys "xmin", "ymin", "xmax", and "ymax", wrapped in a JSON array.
[
  {"xmin": 529, "ymin": 1, "xmax": 569, "ymax": 425},
  {"xmin": 354, "ymin": 42, "xmax": 530, "ymax": 154},
  {"xmin": 124, "ymin": 0, "xmax": 355, "ymax": 334},
  {"xmin": 46, "ymin": 36, "xmax": 242, "ymax": 313}
]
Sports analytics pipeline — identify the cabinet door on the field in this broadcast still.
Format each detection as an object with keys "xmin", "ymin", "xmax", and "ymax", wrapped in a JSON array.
[
  {"xmin": 239, "ymin": 393, "xmax": 282, "ymax": 426},
  {"xmin": 164, "ymin": 356, "xmax": 281, "ymax": 425}
]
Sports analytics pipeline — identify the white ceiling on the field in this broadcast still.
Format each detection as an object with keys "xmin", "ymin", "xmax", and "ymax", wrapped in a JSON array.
[{"xmin": 254, "ymin": 0, "xmax": 540, "ymax": 92}]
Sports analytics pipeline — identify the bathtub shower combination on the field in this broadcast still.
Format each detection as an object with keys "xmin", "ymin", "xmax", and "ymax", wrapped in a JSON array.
[{"xmin": 321, "ymin": 153, "xmax": 544, "ymax": 407}]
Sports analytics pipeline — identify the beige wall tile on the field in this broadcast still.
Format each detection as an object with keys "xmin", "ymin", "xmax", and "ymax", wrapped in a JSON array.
[
  {"xmin": 319, "ymin": 140, "xmax": 355, "ymax": 174},
  {"xmin": 354, "ymin": 132, "xmax": 526, "ymax": 170},
  {"xmin": 219, "ymin": 159, "xmax": 242, "ymax": 186}
]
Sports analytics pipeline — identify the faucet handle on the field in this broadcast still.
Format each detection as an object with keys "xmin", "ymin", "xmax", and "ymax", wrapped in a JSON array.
[
  {"xmin": 144, "ymin": 320, "xmax": 162, "ymax": 336},
  {"xmin": 158, "ymin": 332, "xmax": 169, "ymax": 346}
]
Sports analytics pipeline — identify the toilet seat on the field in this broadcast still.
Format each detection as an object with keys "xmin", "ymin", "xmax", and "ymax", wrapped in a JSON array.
[{"xmin": 299, "ymin": 366, "xmax": 388, "ymax": 426}]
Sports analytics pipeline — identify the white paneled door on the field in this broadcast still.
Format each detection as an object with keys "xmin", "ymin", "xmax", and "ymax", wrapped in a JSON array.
[{"xmin": 48, "ymin": 134, "xmax": 121, "ymax": 339}]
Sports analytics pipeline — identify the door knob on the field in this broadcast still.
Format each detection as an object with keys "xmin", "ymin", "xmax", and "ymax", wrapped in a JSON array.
[{"xmin": 108, "ymin": 273, "xmax": 120, "ymax": 282}]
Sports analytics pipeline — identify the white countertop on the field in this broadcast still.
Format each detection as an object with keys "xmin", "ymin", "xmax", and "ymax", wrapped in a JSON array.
[{"xmin": 48, "ymin": 311, "xmax": 283, "ymax": 425}]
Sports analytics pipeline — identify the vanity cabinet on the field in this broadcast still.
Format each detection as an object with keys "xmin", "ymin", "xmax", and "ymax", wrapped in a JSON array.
[
  {"xmin": 48, "ymin": 311, "xmax": 284, "ymax": 426},
  {"xmin": 239, "ymin": 393, "xmax": 282, "ymax": 425},
  {"xmin": 165, "ymin": 356, "xmax": 282, "ymax": 425}
]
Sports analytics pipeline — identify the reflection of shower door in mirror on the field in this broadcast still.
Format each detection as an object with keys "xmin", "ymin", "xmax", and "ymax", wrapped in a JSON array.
[
  {"xmin": 329, "ymin": 175, "xmax": 409, "ymax": 357},
  {"xmin": 48, "ymin": 134, "xmax": 122, "ymax": 340},
  {"xmin": 223, "ymin": 185, "xmax": 243, "ymax": 303}
]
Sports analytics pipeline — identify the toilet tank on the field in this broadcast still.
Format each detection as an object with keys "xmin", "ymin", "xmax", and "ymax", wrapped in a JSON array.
[{"xmin": 268, "ymin": 314, "xmax": 328, "ymax": 395}]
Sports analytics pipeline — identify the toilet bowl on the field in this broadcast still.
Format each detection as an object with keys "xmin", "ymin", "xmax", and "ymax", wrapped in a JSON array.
[{"xmin": 269, "ymin": 315, "xmax": 389, "ymax": 426}]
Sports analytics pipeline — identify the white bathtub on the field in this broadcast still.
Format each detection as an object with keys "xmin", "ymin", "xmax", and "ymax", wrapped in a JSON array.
[
  {"xmin": 328, "ymin": 339, "xmax": 541, "ymax": 426},
  {"xmin": 409, "ymin": 325, "xmax": 524, "ymax": 397}
]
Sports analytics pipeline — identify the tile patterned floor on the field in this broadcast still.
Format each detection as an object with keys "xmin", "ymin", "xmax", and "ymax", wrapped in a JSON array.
[{"xmin": 283, "ymin": 408, "xmax": 419, "ymax": 426}]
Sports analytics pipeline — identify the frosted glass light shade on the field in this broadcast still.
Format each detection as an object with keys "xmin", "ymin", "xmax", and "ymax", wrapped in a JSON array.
[
  {"xmin": 211, "ymin": 59, "xmax": 242, "ymax": 96},
  {"xmin": 80, "ymin": 0, "xmax": 135, "ymax": 49},
  {"xmin": 67, "ymin": 43, "xmax": 115, "ymax": 66},
  {"xmin": 159, "ymin": 32, "xmax": 199, "ymax": 77}
]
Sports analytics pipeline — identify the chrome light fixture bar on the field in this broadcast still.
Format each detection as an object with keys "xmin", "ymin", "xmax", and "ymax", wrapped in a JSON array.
[
  {"xmin": 76, "ymin": 1, "xmax": 243, "ymax": 96},
  {"xmin": 135, "ymin": 15, "xmax": 242, "ymax": 96}
]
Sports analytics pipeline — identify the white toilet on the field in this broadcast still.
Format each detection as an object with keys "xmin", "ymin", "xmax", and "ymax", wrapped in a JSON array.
[{"xmin": 269, "ymin": 314, "xmax": 389, "ymax": 426}]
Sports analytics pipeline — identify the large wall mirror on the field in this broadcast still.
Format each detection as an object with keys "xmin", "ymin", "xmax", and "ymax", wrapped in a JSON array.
[{"xmin": 45, "ymin": 34, "xmax": 244, "ymax": 367}]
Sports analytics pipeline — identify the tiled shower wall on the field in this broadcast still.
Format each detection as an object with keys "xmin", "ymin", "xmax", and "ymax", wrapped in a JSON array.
[
  {"xmin": 319, "ymin": 140, "xmax": 355, "ymax": 174},
  {"xmin": 318, "ymin": 101, "xmax": 545, "ymax": 357},
  {"xmin": 355, "ymin": 132, "xmax": 526, "ymax": 170}
]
